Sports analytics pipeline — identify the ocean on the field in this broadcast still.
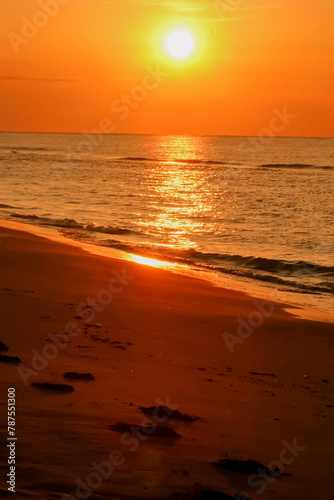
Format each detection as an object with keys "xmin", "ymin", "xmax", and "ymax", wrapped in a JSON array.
[{"xmin": 0, "ymin": 132, "xmax": 333, "ymax": 314}]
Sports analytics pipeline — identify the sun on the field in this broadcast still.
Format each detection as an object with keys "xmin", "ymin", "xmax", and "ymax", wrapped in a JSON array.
[{"xmin": 165, "ymin": 30, "xmax": 195, "ymax": 59}]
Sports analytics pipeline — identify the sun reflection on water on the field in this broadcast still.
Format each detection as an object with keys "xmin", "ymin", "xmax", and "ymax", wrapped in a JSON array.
[
  {"xmin": 129, "ymin": 254, "xmax": 179, "ymax": 270},
  {"xmin": 144, "ymin": 136, "xmax": 215, "ymax": 251}
]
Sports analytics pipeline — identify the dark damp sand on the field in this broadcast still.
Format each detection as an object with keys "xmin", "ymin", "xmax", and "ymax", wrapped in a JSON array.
[{"xmin": 0, "ymin": 221, "xmax": 333, "ymax": 499}]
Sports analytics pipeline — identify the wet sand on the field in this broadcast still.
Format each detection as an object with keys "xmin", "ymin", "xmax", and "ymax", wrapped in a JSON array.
[{"xmin": 0, "ymin": 222, "xmax": 333, "ymax": 499}]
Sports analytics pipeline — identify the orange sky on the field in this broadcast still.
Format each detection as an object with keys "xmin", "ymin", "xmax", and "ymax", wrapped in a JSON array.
[{"xmin": 0, "ymin": 0, "xmax": 333, "ymax": 136}]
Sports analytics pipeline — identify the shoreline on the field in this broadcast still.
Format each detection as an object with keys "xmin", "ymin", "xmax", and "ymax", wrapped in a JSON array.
[
  {"xmin": 0, "ymin": 218, "xmax": 333, "ymax": 324},
  {"xmin": 0, "ymin": 222, "xmax": 334, "ymax": 499}
]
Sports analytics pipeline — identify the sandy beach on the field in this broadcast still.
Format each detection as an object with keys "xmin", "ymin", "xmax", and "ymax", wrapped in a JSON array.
[{"xmin": 0, "ymin": 221, "xmax": 333, "ymax": 500}]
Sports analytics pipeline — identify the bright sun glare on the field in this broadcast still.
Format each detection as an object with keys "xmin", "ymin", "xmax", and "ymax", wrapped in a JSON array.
[{"xmin": 165, "ymin": 30, "xmax": 195, "ymax": 59}]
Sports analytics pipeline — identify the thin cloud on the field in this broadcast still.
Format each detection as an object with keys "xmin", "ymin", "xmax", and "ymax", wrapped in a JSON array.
[
  {"xmin": 238, "ymin": 3, "xmax": 287, "ymax": 12},
  {"xmin": 209, "ymin": 2, "xmax": 287, "ymax": 23},
  {"xmin": 0, "ymin": 76, "xmax": 80, "ymax": 83},
  {"xmin": 140, "ymin": 1, "xmax": 205, "ymax": 12},
  {"xmin": 0, "ymin": 75, "xmax": 132, "ymax": 83}
]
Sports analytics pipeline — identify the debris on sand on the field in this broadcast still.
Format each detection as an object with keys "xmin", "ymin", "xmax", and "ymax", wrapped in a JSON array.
[
  {"xmin": 31, "ymin": 382, "xmax": 74, "ymax": 393},
  {"xmin": 139, "ymin": 405, "xmax": 200, "ymax": 423}
]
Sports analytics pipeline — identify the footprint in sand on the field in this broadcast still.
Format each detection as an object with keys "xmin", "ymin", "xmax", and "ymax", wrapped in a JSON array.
[
  {"xmin": 64, "ymin": 372, "xmax": 95, "ymax": 381},
  {"xmin": 0, "ymin": 354, "xmax": 21, "ymax": 364},
  {"xmin": 139, "ymin": 405, "xmax": 200, "ymax": 423},
  {"xmin": 31, "ymin": 382, "xmax": 74, "ymax": 393},
  {"xmin": 213, "ymin": 458, "xmax": 281, "ymax": 476},
  {"xmin": 109, "ymin": 422, "xmax": 181, "ymax": 440},
  {"xmin": 196, "ymin": 491, "xmax": 249, "ymax": 500},
  {"xmin": 0, "ymin": 341, "xmax": 9, "ymax": 352}
]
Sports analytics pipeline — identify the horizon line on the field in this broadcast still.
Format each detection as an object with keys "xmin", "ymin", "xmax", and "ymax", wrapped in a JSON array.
[{"xmin": 0, "ymin": 131, "xmax": 333, "ymax": 139}]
